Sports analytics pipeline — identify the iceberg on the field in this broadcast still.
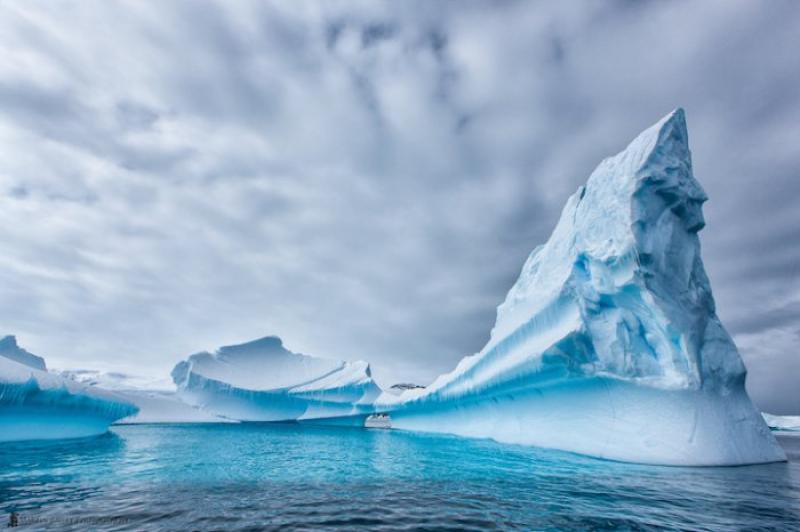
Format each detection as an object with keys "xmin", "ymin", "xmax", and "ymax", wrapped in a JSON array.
[
  {"xmin": 171, "ymin": 336, "xmax": 382, "ymax": 422},
  {"xmin": 0, "ymin": 339, "xmax": 138, "ymax": 442},
  {"xmin": 762, "ymin": 413, "xmax": 800, "ymax": 433},
  {"xmin": 59, "ymin": 369, "xmax": 230, "ymax": 424},
  {"xmin": 376, "ymin": 109, "xmax": 785, "ymax": 466},
  {"xmin": 0, "ymin": 335, "xmax": 46, "ymax": 371}
]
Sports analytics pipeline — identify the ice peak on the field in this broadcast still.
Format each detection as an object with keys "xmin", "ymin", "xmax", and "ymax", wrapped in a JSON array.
[
  {"xmin": 0, "ymin": 335, "xmax": 18, "ymax": 349},
  {"xmin": 652, "ymin": 107, "xmax": 687, "ymax": 143},
  {"xmin": 629, "ymin": 108, "xmax": 689, "ymax": 170},
  {"xmin": 455, "ymin": 108, "xmax": 744, "ymax": 394}
]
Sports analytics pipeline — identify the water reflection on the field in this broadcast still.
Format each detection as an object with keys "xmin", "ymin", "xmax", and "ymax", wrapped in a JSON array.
[{"xmin": 0, "ymin": 432, "xmax": 125, "ymax": 511}]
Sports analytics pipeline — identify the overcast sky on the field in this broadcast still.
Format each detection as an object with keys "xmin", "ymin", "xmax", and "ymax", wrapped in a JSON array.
[{"xmin": 1, "ymin": 1, "xmax": 798, "ymax": 413}]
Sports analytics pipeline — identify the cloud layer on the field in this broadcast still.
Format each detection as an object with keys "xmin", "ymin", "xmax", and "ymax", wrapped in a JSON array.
[{"xmin": 1, "ymin": 1, "xmax": 798, "ymax": 412}]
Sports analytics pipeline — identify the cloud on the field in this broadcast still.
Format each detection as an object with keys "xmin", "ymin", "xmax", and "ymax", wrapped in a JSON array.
[{"xmin": 0, "ymin": 1, "xmax": 798, "ymax": 411}]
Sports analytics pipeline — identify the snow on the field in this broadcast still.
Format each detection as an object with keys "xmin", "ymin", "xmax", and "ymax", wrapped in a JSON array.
[
  {"xmin": 763, "ymin": 413, "xmax": 800, "ymax": 432},
  {"xmin": 171, "ymin": 336, "xmax": 382, "ymax": 421},
  {"xmin": 375, "ymin": 109, "xmax": 785, "ymax": 466},
  {"xmin": 0, "ymin": 344, "xmax": 138, "ymax": 442},
  {"xmin": 58, "ymin": 369, "xmax": 174, "ymax": 392}
]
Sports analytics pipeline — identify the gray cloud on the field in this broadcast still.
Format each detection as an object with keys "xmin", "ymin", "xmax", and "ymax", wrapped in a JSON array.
[{"xmin": 0, "ymin": 0, "xmax": 798, "ymax": 412}]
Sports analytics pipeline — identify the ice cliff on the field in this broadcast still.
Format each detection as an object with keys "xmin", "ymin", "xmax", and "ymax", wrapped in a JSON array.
[
  {"xmin": 0, "ymin": 339, "xmax": 138, "ymax": 442},
  {"xmin": 376, "ymin": 109, "xmax": 785, "ymax": 466},
  {"xmin": 171, "ymin": 336, "xmax": 382, "ymax": 422}
]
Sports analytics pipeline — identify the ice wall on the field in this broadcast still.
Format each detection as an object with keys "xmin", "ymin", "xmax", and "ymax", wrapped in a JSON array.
[
  {"xmin": 377, "ymin": 109, "xmax": 785, "ymax": 466},
  {"xmin": 0, "ymin": 343, "xmax": 138, "ymax": 442}
]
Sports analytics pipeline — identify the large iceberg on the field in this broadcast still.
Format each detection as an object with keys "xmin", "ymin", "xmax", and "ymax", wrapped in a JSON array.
[
  {"xmin": 171, "ymin": 336, "xmax": 381, "ymax": 422},
  {"xmin": 376, "ymin": 109, "xmax": 785, "ymax": 466},
  {"xmin": 0, "ymin": 338, "xmax": 138, "ymax": 442}
]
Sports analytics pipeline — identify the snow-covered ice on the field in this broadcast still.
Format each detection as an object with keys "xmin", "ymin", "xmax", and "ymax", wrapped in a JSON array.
[
  {"xmin": 762, "ymin": 413, "xmax": 800, "ymax": 433},
  {"xmin": 171, "ymin": 336, "xmax": 382, "ymax": 422},
  {"xmin": 375, "ymin": 109, "xmax": 785, "ymax": 466},
  {"xmin": 0, "ymin": 339, "xmax": 138, "ymax": 442}
]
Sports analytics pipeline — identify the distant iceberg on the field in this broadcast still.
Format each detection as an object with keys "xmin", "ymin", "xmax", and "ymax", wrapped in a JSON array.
[
  {"xmin": 0, "ymin": 335, "xmax": 46, "ymax": 371},
  {"xmin": 375, "ymin": 109, "xmax": 785, "ymax": 466},
  {"xmin": 0, "ymin": 338, "xmax": 138, "ymax": 442},
  {"xmin": 762, "ymin": 413, "xmax": 800, "ymax": 433},
  {"xmin": 171, "ymin": 336, "xmax": 382, "ymax": 422},
  {"xmin": 59, "ymin": 369, "xmax": 229, "ymax": 424}
]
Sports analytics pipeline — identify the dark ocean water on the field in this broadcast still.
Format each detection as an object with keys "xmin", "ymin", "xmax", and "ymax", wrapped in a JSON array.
[{"xmin": 1, "ymin": 424, "xmax": 798, "ymax": 531}]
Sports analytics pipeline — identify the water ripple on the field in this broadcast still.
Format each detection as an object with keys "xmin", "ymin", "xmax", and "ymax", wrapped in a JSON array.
[{"xmin": 0, "ymin": 425, "xmax": 798, "ymax": 530}]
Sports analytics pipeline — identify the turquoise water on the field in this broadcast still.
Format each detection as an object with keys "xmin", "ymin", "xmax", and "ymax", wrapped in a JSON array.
[{"xmin": 1, "ymin": 424, "xmax": 799, "ymax": 531}]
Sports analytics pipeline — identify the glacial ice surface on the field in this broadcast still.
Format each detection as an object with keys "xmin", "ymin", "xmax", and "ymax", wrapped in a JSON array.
[
  {"xmin": 171, "ymin": 336, "xmax": 381, "ymax": 422},
  {"xmin": 0, "ymin": 341, "xmax": 138, "ymax": 442},
  {"xmin": 376, "ymin": 109, "xmax": 785, "ymax": 466}
]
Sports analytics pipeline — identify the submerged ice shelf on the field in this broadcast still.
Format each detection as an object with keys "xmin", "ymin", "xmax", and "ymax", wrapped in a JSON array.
[
  {"xmin": 171, "ymin": 336, "xmax": 382, "ymax": 422},
  {"xmin": 0, "ymin": 338, "xmax": 138, "ymax": 442},
  {"xmin": 373, "ymin": 109, "xmax": 784, "ymax": 466}
]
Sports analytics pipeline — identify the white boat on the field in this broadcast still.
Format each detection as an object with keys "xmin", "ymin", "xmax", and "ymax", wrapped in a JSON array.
[{"xmin": 364, "ymin": 413, "xmax": 391, "ymax": 429}]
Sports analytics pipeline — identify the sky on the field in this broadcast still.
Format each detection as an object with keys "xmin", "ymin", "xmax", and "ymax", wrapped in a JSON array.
[{"xmin": 0, "ymin": 1, "xmax": 798, "ymax": 414}]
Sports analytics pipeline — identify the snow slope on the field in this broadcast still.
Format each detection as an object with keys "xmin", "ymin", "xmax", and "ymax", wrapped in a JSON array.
[
  {"xmin": 376, "ymin": 109, "xmax": 785, "ymax": 466},
  {"xmin": 171, "ymin": 336, "xmax": 382, "ymax": 422},
  {"xmin": 0, "ymin": 343, "xmax": 138, "ymax": 442}
]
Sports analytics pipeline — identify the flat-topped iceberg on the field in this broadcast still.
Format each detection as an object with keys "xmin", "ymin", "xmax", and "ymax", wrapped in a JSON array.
[
  {"xmin": 171, "ymin": 336, "xmax": 382, "ymax": 422},
  {"xmin": 0, "ymin": 338, "xmax": 138, "ymax": 442},
  {"xmin": 376, "ymin": 109, "xmax": 785, "ymax": 466},
  {"xmin": 762, "ymin": 413, "xmax": 800, "ymax": 433}
]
